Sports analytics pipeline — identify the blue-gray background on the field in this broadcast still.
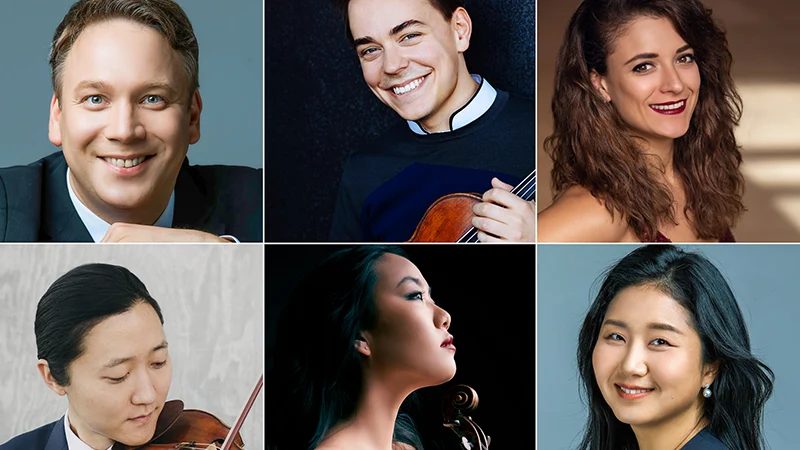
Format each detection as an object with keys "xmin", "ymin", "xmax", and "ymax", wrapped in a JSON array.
[
  {"xmin": 538, "ymin": 244, "xmax": 799, "ymax": 450},
  {"xmin": 0, "ymin": 0, "xmax": 262, "ymax": 169}
]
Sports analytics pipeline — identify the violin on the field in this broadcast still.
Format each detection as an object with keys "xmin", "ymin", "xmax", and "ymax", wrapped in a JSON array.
[
  {"xmin": 113, "ymin": 374, "xmax": 263, "ymax": 450},
  {"xmin": 407, "ymin": 170, "xmax": 536, "ymax": 242},
  {"xmin": 442, "ymin": 384, "xmax": 490, "ymax": 450}
]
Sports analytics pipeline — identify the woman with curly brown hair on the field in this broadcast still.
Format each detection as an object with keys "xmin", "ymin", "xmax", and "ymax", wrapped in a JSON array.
[{"xmin": 537, "ymin": 0, "xmax": 744, "ymax": 242}]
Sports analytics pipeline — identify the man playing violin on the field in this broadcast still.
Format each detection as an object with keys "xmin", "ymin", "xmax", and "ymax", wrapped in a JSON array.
[
  {"xmin": 328, "ymin": 0, "xmax": 536, "ymax": 242},
  {"xmin": 0, "ymin": 263, "xmax": 218, "ymax": 450},
  {"xmin": 0, "ymin": 0, "xmax": 262, "ymax": 243}
]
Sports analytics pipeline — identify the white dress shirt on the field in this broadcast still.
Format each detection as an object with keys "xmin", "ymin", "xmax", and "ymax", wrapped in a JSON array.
[
  {"xmin": 64, "ymin": 410, "xmax": 113, "ymax": 450},
  {"xmin": 407, "ymin": 74, "xmax": 498, "ymax": 135},
  {"xmin": 66, "ymin": 167, "xmax": 175, "ymax": 242}
]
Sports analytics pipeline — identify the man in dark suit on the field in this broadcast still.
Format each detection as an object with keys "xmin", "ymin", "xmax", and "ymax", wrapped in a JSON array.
[{"xmin": 0, "ymin": 0, "xmax": 262, "ymax": 243}]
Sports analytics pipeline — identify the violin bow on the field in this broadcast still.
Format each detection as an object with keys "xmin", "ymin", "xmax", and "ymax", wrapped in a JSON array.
[{"xmin": 218, "ymin": 374, "xmax": 264, "ymax": 450}]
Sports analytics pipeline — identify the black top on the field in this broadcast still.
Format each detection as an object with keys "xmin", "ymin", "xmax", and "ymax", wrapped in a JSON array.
[
  {"xmin": 329, "ymin": 89, "xmax": 534, "ymax": 242},
  {"xmin": 682, "ymin": 427, "xmax": 728, "ymax": 450}
]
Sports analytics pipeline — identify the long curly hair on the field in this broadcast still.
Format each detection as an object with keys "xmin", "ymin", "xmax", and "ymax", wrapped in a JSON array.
[{"xmin": 544, "ymin": 0, "xmax": 745, "ymax": 241}]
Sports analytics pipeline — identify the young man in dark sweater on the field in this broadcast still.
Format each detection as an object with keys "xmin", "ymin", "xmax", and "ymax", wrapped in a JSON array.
[{"xmin": 329, "ymin": 0, "xmax": 536, "ymax": 242}]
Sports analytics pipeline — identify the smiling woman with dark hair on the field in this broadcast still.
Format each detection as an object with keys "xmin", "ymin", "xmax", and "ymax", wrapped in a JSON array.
[
  {"xmin": 576, "ymin": 245, "xmax": 774, "ymax": 449},
  {"xmin": 538, "ymin": 0, "xmax": 744, "ymax": 243}
]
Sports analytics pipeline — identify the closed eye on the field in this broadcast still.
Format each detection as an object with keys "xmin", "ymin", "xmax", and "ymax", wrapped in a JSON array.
[{"xmin": 107, "ymin": 374, "xmax": 128, "ymax": 383}]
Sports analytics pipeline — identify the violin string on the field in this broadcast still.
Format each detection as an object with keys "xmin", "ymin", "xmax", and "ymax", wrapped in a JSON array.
[{"xmin": 457, "ymin": 170, "xmax": 536, "ymax": 243}]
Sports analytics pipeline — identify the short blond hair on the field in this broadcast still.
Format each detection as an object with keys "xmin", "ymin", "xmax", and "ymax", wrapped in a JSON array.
[{"xmin": 50, "ymin": 0, "xmax": 199, "ymax": 99}]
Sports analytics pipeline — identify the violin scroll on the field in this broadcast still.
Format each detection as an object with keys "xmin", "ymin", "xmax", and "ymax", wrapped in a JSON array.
[{"xmin": 442, "ymin": 384, "xmax": 490, "ymax": 450}]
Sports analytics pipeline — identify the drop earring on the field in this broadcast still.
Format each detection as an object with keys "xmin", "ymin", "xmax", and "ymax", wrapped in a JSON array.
[{"xmin": 702, "ymin": 384, "xmax": 712, "ymax": 398}]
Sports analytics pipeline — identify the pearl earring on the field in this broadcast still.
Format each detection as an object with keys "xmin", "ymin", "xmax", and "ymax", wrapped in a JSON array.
[{"xmin": 702, "ymin": 384, "xmax": 712, "ymax": 398}]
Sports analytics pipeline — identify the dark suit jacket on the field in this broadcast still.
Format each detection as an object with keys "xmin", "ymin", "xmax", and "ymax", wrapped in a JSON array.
[
  {"xmin": 0, "ymin": 417, "xmax": 67, "ymax": 450},
  {"xmin": 0, "ymin": 152, "xmax": 263, "ymax": 242}
]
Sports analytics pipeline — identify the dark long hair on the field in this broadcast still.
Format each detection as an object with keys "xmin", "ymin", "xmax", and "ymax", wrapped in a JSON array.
[
  {"xmin": 545, "ymin": 0, "xmax": 744, "ymax": 241},
  {"xmin": 266, "ymin": 245, "xmax": 414, "ymax": 450},
  {"xmin": 576, "ymin": 245, "xmax": 774, "ymax": 450}
]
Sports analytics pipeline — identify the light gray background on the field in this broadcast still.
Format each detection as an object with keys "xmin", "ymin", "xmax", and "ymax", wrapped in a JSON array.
[
  {"xmin": 0, "ymin": 244, "xmax": 264, "ymax": 449},
  {"xmin": 538, "ymin": 244, "xmax": 799, "ymax": 450},
  {"xmin": 0, "ymin": 0, "xmax": 263, "ymax": 169}
]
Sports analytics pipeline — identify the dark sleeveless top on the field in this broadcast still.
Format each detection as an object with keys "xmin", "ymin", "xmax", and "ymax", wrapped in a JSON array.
[{"xmin": 654, "ymin": 229, "xmax": 735, "ymax": 243}]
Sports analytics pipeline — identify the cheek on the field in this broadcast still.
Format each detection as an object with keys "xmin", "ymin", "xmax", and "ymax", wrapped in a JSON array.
[
  {"xmin": 142, "ymin": 111, "xmax": 188, "ymax": 145},
  {"xmin": 591, "ymin": 343, "xmax": 614, "ymax": 381},
  {"xmin": 360, "ymin": 62, "xmax": 383, "ymax": 88},
  {"xmin": 612, "ymin": 78, "xmax": 652, "ymax": 109},
  {"xmin": 652, "ymin": 353, "xmax": 700, "ymax": 392},
  {"xmin": 61, "ymin": 111, "xmax": 103, "ymax": 148}
]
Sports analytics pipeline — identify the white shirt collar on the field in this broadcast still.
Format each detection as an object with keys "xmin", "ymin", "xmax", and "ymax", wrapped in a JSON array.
[
  {"xmin": 66, "ymin": 167, "xmax": 175, "ymax": 242},
  {"xmin": 64, "ymin": 410, "xmax": 114, "ymax": 450},
  {"xmin": 407, "ymin": 74, "xmax": 497, "ymax": 135}
]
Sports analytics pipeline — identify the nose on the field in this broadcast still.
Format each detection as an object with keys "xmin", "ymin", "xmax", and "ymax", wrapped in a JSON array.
[
  {"xmin": 130, "ymin": 371, "xmax": 158, "ymax": 406},
  {"xmin": 435, "ymin": 305, "xmax": 451, "ymax": 330},
  {"xmin": 620, "ymin": 343, "xmax": 648, "ymax": 377},
  {"xmin": 104, "ymin": 101, "xmax": 145, "ymax": 143},
  {"xmin": 660, "ymin": 64, "xmax": 685, "ymax": 94},
  {"xmin": 382, "ymin": 46, "xmax": 409, "ymax": 75}
]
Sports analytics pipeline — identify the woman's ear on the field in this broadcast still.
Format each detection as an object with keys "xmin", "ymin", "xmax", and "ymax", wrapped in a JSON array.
[
  {"xmin": 590, "ymin": 70, "xmax": 612, "ymax": 103},
  {"xmin": 702, "ymin": 360, "xmax": 720, "ymax": 386},
  {"xmin": 354, "ymin": 335, "xmax": 371, "ymax": 357}
]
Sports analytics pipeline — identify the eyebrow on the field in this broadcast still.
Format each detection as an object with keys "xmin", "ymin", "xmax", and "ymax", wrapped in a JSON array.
[
  {"xmin": 73, "ymin": 80, "xmax": 179, "ymax": 97},
  {"xmin": 353, "ymin": 19, "xmax": 427, "ymax": 48},
  {"xmin": 623, "ymin": 44, "xmax": 693, "ymax": 66},
  {"xmin": 103, "ymin": 340, "xmax": 169, "ymax": 369},
  {"xmin": 602, "ymin": 319, "xmax": 684, "ymax": 335}
]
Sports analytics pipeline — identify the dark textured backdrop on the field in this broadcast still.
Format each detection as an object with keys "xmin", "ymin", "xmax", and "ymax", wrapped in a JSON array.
[
  {"xmin": 265, "ymin": 244, "xmax": 536, "ymax": 449},
  {"xmin": 265, "ymin": 0, "xmax": 536, "ymax": 241}
]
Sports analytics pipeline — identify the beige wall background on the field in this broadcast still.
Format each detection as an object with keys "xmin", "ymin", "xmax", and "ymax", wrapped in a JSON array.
[
  {"xmin": 0, "ymin": 244, "xmax": 264, "ymax": 449},
  {"xmin": 537, "ymin": 0, "xmax": 800, "ymax": 241}
]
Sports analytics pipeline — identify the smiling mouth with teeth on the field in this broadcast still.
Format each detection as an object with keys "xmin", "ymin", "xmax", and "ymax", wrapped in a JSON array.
[
  {"xmin": 650, "ymin": 100, "xmax": 685, "ymax": 111},
  {"xmin": 618, "ymin": 386, "xmax": 653, "ymax": 395},
  {"xmin": 102, "ymin": 156, "xmax": 150, "ymax": 168},
  {"xmin": 392, "ymin": 75, "xmax": 426, "ymax": 96}
]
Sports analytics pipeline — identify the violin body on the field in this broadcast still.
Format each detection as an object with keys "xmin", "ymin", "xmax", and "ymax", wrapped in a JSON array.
[
  {"xmin": 407, "ymin": 193, "xmax": 482, "ymax": 242},
  {"xmin": 408, "ymin": 170, "xmax": 536, "ymax": 243},
  {"xmin": 112, "ymin": 400, "xmax": 244, "ymax": 450}
]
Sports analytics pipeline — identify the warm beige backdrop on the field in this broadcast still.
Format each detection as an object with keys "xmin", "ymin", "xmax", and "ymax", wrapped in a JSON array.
[
  {"xmin": 0, "ymin": 244, "xmax": 264, "ymax": 449},
  {"xmin": 537, "ymin": 0, "xmax": 800, "ymax": 241}
]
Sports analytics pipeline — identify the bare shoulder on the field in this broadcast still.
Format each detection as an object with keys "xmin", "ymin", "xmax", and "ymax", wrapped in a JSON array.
[{"xmin": 537, "ymin": 186, "xmax": 630, "ymax": 242}]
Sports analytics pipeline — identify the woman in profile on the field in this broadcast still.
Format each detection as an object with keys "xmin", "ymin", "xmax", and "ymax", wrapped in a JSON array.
[
  {"xmin": 576, "ymin": 245, "xmax": 774, "ymax": 449},
  {"xmin": 538, "ymin": 0, "xmax": 744, "ymax": 242},
  {"xmin": 265, "ymin": 246, "xmax": 456, "ymax": 450}
]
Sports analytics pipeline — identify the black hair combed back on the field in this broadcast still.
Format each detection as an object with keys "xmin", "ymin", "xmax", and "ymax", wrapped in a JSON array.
[
  {"xmin": 577, "ymin": 245, "xmax": 774, "ymax": 450},
  {"xmin": 34, "ymin": 263, "xmax": 163, "ymax": 387}
]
